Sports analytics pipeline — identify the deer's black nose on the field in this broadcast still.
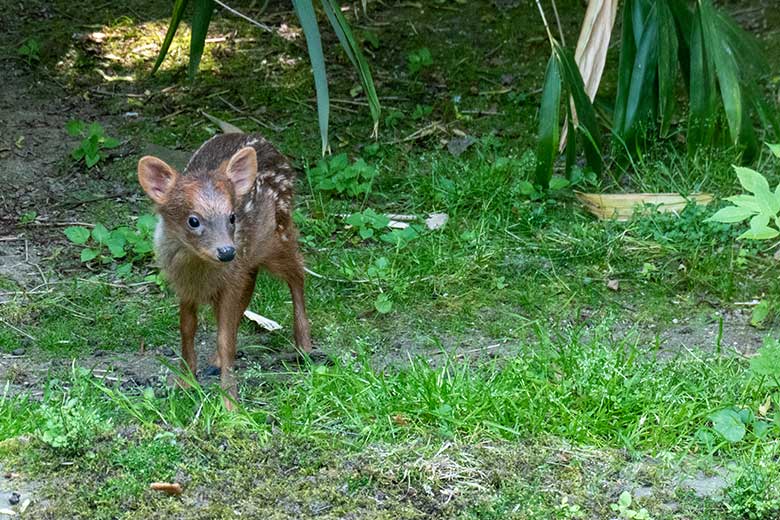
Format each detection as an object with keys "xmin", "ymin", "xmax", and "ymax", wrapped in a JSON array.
[{"xmin": 217, "ymin": 246, "xmax": 236, "ymax": 262}]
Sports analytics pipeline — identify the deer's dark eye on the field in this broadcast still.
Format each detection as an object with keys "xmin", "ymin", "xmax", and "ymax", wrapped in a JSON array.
[
  {"xmin": 188, "ymin": 216, "xmax": 200, "ymax": 229},
  {"xmin": 229, "ymin": 213, "xmax": 236, "ymax": 225}
]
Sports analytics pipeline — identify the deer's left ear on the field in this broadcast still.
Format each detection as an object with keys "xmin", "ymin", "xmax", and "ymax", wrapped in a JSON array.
[{"xmin": 225, "ymin": 146, "xmax": 257, "ymax": 197}]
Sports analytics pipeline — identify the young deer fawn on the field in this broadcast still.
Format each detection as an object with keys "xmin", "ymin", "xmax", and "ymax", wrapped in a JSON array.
[{"xmin": 138, "ymin": 133, "xmax": 312, "ymax": 409}]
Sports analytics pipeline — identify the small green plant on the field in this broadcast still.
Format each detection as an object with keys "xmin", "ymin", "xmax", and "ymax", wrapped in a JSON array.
[
  {"xmin": 726, "ymin": 466, "xmax": 780, "ymax": 520},
  {"xmin": 18, "ymin": 37, "xmax": 40, "ymax": 65},
  {"xmin": 346, "ymin": 208, "xmax": 390, "ymax": 239},
  {"xmin": 66, "ymin": 120, "xmax": 120, "ymax": 168},
  {"xmin": 19, "ymin": 210, "xmax": 37, "ymax": 225},
  {"xmin": 407, "ymin": 47, "xmax": 433, "ymax": 74},
  {"xmin": 705, "ymin": 143, "xmax": 780, "ymax": 239},
  {"xmin": 411, "ymin": 104, "xmax": 433, "ymax": 120},
  {"xmin": 36, "ymin": 396, "xmax": 107, "ymax": 455},
  {"xmin": 380, "ymin": 225, "xmax": 420, "ymax": 248},
  {"xmin": 610, "ymin": 491, "xmax": 652, "ymax": 520},
  {"xmin": 64, "ymin": 214, "xmax": 156, "ymax": 277},
  {"xmin": 374, "ymin": 292, "xmax": 392, "ymax": 314},
  {"xmin": 308, "ymin": 153, "xmax": 377, "ymax": 197}
]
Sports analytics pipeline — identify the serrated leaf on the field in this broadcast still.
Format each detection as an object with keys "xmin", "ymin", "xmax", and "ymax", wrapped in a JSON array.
[
  {"xmin": 80, "ymin": 248, "xmax": 99, "ymax": 262},
  {"xmin": 91, "ymin": 223, "xmax": 110, "ymax": 245},
  {"xmin": 705, "ymin": 205, "xmax": 754, "ymax": 223},
  {"xmin": 64, "ymin": 226, "xmax": 90, "ymax": 244},
  {"xmin": 710, "ymin": 408, "xmax": 746, "ymax": 442}
]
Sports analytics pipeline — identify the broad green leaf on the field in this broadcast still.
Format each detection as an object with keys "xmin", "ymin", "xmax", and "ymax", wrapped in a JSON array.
[
  {"xmin": 724, "ymin": 194, "xmax": 761, "ymax": 213},
  {"xmin": 85, "ymin": 152, "xmax": 101, "ymax": 168},
  {"xmin": 66, "ymin": 120, "xmax": 84, "ymax": 137},
  {"xmin": 359, "ymin": 227, "xmax": 373, "ymax": 239},
  {"xmin": 753, "ymin": 420, "xmax": 770, "ymax": 439},
  {"xmin": 87, "ymin": 122, "xmax": 104, "ymax": 137},
  {"xmin": 705, "ymin": 205, "xmax": 754, "ymax": 223},
  {"xmin": 293, "ymin": 0, "xmax": 329, "ymax": 154},
  {"xmin": 549, "ymin": 177, "xmax": 570, "ymax": 191},
  {"xmin": 136, "ymin": 214, "xmax": 157, "ymax": 233},
  {"xmin": 116, "ymin": 262, "xmax": 133, "ymax": 278},
  {"xmin": 738, "ymin": 224, "xmax": 779, "ymax": 241},
  {"xmin": 91, "ymin": 223, "xmax": 110, "ymax": 245},
  {"xmin": 151, "ymin": 0, "xmax": 189, "ymax": 74},
  {"xmin": 517, "ymin": 180, "xmax": 536, "ymax": 196},
  {"xmin": 374, "ymin": 293, "xmax": 392, "ymax": 314},
  {"xmin": 750, "ymin": 300, "xmax": 770, "ymax": 327},
  {"xmin": 189, "ymin": 0, "xmax": 215, "ymax": 79},
  {"xmin": 345, "ymin": 213, "xmax": 366, "ymax": 227},
  {"xmin": 102, "ymin": 137, "xmax": 120, "ymax": 149},
  {"xmin": 107, "ymin": 237, "xmax": 127, "ymax": 258},
  {"xmin": 64, "ymin": 226, "xmax": 90, "ymax": 244},
  {"xmin": 709, "ymin": 408, "xmax": 746, "ymax": 442},
  {"xmin": 534, "ymin": 53, "xmax": 561, "ymax": 188},
  {"xmin": 321, "ymin": 0, "xmax": 380, "ymax": 136},
  {"xmin": 80, "ymin": 248, "xmax": 99, "ymax": 262},
  {"xmin": 768, "ymin": 143, "xmax": 780, "ymax": 159},
  {"xmin": 735, "ymin": 166, "xmax": 771, "ymax": 196},
  {"xmin": 555, "ymin": 44, "xmax": 602, "ymax": 174},
  {"xmin": 657, "ymin": 0, "xmax": 679, "ymax": 136},
  {"xmin": 71, "ymin": 148, "xmax": 85, "ymax": 161}
]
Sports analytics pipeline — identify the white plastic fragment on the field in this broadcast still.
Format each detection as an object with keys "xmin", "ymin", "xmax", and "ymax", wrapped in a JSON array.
[{"xmin": 243, "ymin": 309, "xmax": 282, "ymax": 331}]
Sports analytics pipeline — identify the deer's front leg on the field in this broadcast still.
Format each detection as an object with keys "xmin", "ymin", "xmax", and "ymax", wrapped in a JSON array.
[{"xmin": 179, "ymin": 301, "xmax": 198, "ymax": 386}]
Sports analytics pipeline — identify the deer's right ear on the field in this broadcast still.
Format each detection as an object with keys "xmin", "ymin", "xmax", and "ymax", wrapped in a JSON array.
[{"xmin": 138, "ymin": 156, "xmax": 178, "ymax": 204}]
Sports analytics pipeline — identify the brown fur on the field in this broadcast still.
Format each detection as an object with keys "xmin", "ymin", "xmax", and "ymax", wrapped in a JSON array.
[{"xmin": 138, "ymin": 133, "xmax": 312, "ymax": 410}]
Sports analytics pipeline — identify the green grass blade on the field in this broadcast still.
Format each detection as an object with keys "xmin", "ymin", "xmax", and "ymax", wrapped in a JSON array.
[
  {"xmin": 321, "ymin": 0, "xmax": 381, "ymax": 137},
  {"xmin": 622, "ymin": 4, "xmax": 658, "ymax": 141},
  {"xmin": 151, "ymin": 0, "xmax": 189, "ymax": 75},
  {"xmin": 555, "ymin": 44, "xmax": 603, "ymax": 175},
  {"xmin": 657, "ymin": 0, "xmax": 678, "ymax": 136},
  {"xmin": 613, "ymin": 0, "xmax": 638, "ymax": 137},
  {"xmin": 188, "ymin": 0, "xmax": 215, "ymax": 79},
  {"xmin": 534, "ymin": 53, "xmax": 562, "ymax": 188},
  {"xmin": 293, "ymin": 0, "xmax": 330, "ymax": 154},
  {"xmin": 687, "ymin": 3, "xmax": 717, "ymax": 155}
]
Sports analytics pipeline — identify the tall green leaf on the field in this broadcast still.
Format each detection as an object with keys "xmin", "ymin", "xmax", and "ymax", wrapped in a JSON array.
[
  {"xmin": 321, "ymin": 0, "xmax": 381, "ymax": 137},
  {"xmin": 555, "ymin": 44, "xmax": 602, "ymax": 174},
  {"xmin": 189, "ymin": 0, "xmax": 215, "ymax": 79},
  {"xmin": 293, "ymin": 0, "xmax": 330, "ymax": 154},
  {"xmin": 534, "ymin": 54, "xmax": 562, "ymax": 188},
  {"xmin": 622, "ymin": 4, "xmax": 658, "ymax": 140},
  {"xmin": 613, "ymin": 0, "xmax": 637, "ymax": 136},
  {"xmin": 151, "ymin": 0, "xmax": 189, "ymax": 74},
  {"xmin": 657, "ymin": 0, "xmax": 679, "ymax": 136},
  {"xmin": 687, "ymin": 3, "xmax": 717, "ymax": 154}
]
